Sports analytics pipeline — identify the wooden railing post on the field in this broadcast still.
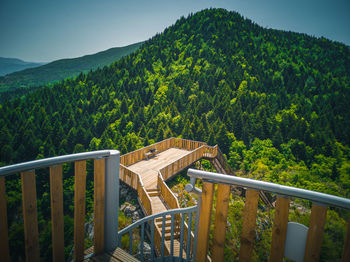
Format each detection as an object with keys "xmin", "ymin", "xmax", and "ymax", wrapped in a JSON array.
[
  {"xmin": 239, "ymin": 189, "xmax": 259, "ymax": 262},
  {"xmin": 104, "ymin": 151, "xmax": 120, "ymax": 251},
  {"xmin": 0, "ymin": 177, "xmax": 10, "ymax": 262},
  {"xmin": 50, "ymin": 165, "xmax": 65, "ymax": 262},
  {"xmin": 21, "ymin": 170, "xmax": 40, "ymax": 262},
  {"xmin": 341, "ymin": 216, "xmax": 350, "ymax": 262},
  {"xmin": 269, "ymin": 196, "xmax": 290, "ymax": 262},
  {"xmin": 74, "ymin": 161, "xmax": 86, "ymax": 262},
  {"xmin": 94, "ymin": 159, "xmax": 105, "ymax": 254},
  {"xmin": 304, "ymin": 204, "xmax": 328, "ymax": 262},
  {"xmin": 212, "ymin": 183, "xmax": 231, "ymax": 262},
  {"xmin": 196, "ymin": 181, "xmax": 214, "ymax": 262}
]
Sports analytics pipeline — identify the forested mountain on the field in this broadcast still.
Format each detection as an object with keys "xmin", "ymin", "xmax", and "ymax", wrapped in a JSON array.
[
  {"xmin": 0, "ymin": 57, "xmax": 44, "ymax": 76},
  {"xmin": 1, "ymin": 8, "xmax": 350, "ymax": 261},
  {"xmin": 0, "ymin": 41, "xmax": 143, "ymax": 93}
]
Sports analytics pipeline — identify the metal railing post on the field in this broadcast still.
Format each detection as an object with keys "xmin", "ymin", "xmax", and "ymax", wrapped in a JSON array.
[{"xmin": 104, "ymin": 150, "xmax": 120, "ymax": 251}]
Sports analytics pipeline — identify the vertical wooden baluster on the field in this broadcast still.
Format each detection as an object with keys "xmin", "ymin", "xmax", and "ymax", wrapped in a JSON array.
[
  {"xmin": 269, "ymin": 196, "xmax": 290, "ymax": 262},
  {"xmin": 50, "ymin": 165, "xmax": 65, "ymax": 262},
  {"xmin": 212, "ymin": 184, "xmax": 231, "ymax": 262},
  {"xmin": 239, "ymin": 189, "xmax": 259, "ymax": 262},
  {"xmin": 94, "ymin": 158, "xmax": 105, "ymax": 254},
  {"xmin": 341, "ymin": 216, "xmax": 350, "ymax": 262},
  {"xmin": 74, "ymin": 161, "xmax": 86, "ymax": 262},
  {"xmin": 304, "ymin": 204, "xmax": 327, "ymax": 262},
  {"xmin": 0, "ymin": 177, "xmax": 10, "ymax": 262},
  {"xmin": 21, "ymin": 170, "xmax": 40, "ymax": 262},
  {"xmin": 196, "ymin": 181, "xmax": 214, "ymax": 262}
]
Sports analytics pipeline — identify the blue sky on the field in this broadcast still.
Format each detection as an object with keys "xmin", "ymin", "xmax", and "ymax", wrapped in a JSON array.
[{"xmin": 1, "ymin": 0, "xmax": 349, "ymax": 62}]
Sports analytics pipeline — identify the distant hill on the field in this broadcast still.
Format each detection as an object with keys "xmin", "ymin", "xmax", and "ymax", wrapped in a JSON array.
[
  {"xmin": 0, "ymin": 41, "xmax": 143, "ymax": 93},
  {"xmin": 0, "ymin": 57, "xmax": 44, "ymax": 76}
]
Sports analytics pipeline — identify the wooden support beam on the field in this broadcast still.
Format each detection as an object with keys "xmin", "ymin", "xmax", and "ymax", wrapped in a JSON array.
[
  {"xmin": 74, "ymin": 160, "xmax": 86, "ymax": 262},
  {"xmin": 341, "ymin": 216, "xmax": 350, "ymax": 262},
  {"xmin": 239, "ymin": 189, "xmax": 259, "ymax": 262},
  {"xmin": 304, "ymin": 204, "xmax": 327, "ymax": 262},
  {"xmin": 94, "ymin": 158, "xmax": 105, "ymax": 254},
  {"xmin": 211, "ymin": 183, "xmax": 231, "ymax": 262},
  {"xmin": 0, "ymin": 177, "xmax": 10, "ymax": 262},
  {"xmin": 21, "ymin": 170, "xmax": 40, "ymax": 262},
  {"xmin": 50, "ymin": 165, "xmax": 65, "ymax": 262},
  {"xmin": 269, "ymin": 196, "xmax": 290, "ymax": 262},
  {"xmin": 196, "ymin": 181, "xmax": 214, "ymax": 262}
]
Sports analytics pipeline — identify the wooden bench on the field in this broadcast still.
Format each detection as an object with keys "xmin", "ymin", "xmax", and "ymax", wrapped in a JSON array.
[{"xmin": 144, "ymin": 148, "xmax": 158, "ymax": 159}]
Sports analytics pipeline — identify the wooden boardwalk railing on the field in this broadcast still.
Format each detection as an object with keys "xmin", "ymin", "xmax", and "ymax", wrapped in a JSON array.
[
  {"xmin": 159, "ymin": 145, "xmax": 208, "ymax": 181},
  {"xmin": 120, "ymin": 164, "xmax": 139, "ymax": 190},
  {"xmin": 121, "ymin": 138, "xmax": 175, "ymax": 166},
  {"xmin": 137, "ymin": 176, "xmax": 153, "ymax": 215},
  {"xmin": 157, "ymin": 173, "xmax": 180, "ymax": 210},
  {"xmin": 0, "ymin": 150, "xmax": 119, "ymax": 262},
  {"xmin": 187, "ymin": 169, "xmax": 350, "ymax": 262}
]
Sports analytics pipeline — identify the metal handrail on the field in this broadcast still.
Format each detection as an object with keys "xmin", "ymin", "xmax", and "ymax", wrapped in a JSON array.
[
  {"xmin": 187, "ymin": 168, "xmax": 350, "ymax": 210},
  {"xmin": 0, "ymin": 150, "xmax": 119, "ymax": 177},
  {"xmin": 118, "ymin": 206, "xmax": 197, "ymax": 235},
  {"xmin": 118, "ymin": 205, "xmax": 199, "ymax": 262}
]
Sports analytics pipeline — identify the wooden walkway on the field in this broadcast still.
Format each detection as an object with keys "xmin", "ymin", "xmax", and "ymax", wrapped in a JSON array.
[{"xmin": 128, "ymin": 148, "xmax": 190, "ymax": 189}]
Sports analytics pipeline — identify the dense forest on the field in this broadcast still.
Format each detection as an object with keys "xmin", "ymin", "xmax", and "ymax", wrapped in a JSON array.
[{"xmin": 1, "ymin": 8, "xmax": 349, "ymax": 261}]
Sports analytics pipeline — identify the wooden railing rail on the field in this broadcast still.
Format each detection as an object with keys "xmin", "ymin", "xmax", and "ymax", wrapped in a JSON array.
[
  {"xmin": 137, "ymin": 176, "xmax": 153, "ymax": 215},
  {"xmin": 120, "ymin": 164, "xmax": 139, "ymax": 190},
  {"xmin": 202, "ymin": 145, "xmax": 218, "ymax": 158},
  {"xmin": 121, "ymin": 137, "xmax": 175, "ymax": 166},
  {"xmin": 157, "ymin": 172, "xmax": 180, "ymax": 210},
  {"xmin": 0, "ymin": 150, "xmax": 120, "ymax": 262},
  {"xmin": 187, "ymin": 169, "xmax": 350, "ymax": 262},
  {"xmin": 160, "ymin": 145, "xmax": 207, "ymax": 181},
  {"xmin": 173, "ymin": 138, "xmax": 207, "ymax": 151},
  {"xmin": 120, "ymin": 164, "xmax": 152, "ymax": 215}
]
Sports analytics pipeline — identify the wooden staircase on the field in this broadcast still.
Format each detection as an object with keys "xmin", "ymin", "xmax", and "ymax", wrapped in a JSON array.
[
  {"xmin": 210, "ymin": 148, "xmax": 273, "ymax": 208},
  {"xmin": 154, "ymin": 215, "xmax": 188, "ymax": 258},
  {"xmin": 146, "ymin": 188, "xmax": 161, "ymax": 197}
]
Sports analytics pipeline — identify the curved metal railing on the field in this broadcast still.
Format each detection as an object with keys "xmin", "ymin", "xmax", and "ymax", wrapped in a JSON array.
[{"xmin": 118, "ymin": 205, "xmax": 199, "ymax": 262}]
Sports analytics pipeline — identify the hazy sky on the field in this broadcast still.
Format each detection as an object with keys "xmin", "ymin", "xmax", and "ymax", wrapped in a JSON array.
[{"xmin": 1, "ymin": 0, "xmax": 349, "ymax": 62}]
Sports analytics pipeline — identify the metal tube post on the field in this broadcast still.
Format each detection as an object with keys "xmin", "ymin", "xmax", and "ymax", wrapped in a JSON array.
[{"xmin": 104, "ymin": 150, "xmax": 120, "ymax": 251}]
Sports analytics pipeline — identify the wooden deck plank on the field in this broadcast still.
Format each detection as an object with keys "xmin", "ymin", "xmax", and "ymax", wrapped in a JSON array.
[
  {"xmin": 128, "ymin": 148, "xmax": 190, "ymax": 189},
  {"xmin": 150, "ymin": 196, "xmax": 168, "ymax": 214},
  {"xmin": 84, "ymin": 247, "xmax": 140, "ymax": 262}
]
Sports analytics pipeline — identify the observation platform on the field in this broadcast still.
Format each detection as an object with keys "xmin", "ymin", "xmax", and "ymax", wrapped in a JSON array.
[{"xmin": 128, "ymin": 147, "xmax": 190, "ymax": 189}]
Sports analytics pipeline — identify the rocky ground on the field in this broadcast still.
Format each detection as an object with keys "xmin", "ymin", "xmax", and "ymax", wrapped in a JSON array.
[{"xmin": 119, "ymin": 181, "xmax": 144, "ymax": 223}]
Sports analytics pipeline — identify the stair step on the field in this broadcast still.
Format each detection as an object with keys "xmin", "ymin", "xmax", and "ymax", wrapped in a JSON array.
[
  {"xmin": 146, "ymin": 188, "xmax": 159, "ymax": 192},
  {"xmin": 156, "ymin": 221, "xmax": 172, "ymax": 228},
  {"xmin": 148, "ymin": 191, "xmax": 161, "ymax": 197},
  {"xmin": 164, "ymin": 232, "xmax": 181, "ymax": 240},
  {"xmin": 155, "ymin": 215, "xmax": 172, "ymax": 223}
]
